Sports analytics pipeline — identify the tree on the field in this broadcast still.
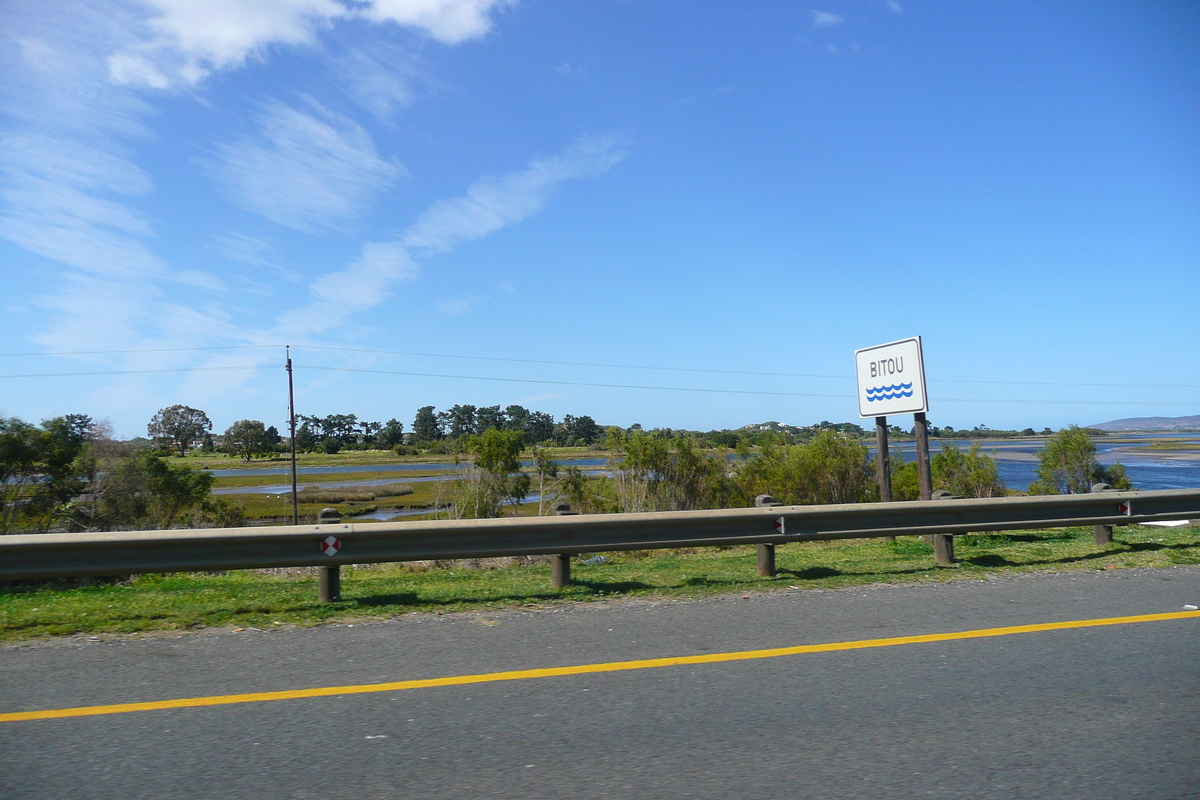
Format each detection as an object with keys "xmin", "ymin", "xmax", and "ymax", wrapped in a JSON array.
[
  {"xmin": 1028, "ymin": 425, "xmax": 1132, "ymax": 494},
  {"xmin": 555, "ymin": 414, "xmax": 600, "ymax": 446},
  {"xmin": 605, "ymin": 428, "xmax": 740, "ymax": 512},
  {"xmin": 1, "ymin": 414, "xmax": 96, "ymax": 533},
  {"xmin": 889, "ymin": 443, "xmax": 1006, "ymax": 500},
  {"xmin": 377, "ymin": 418, "xmax": 405, "ymax": 448},
  {"xmin": 223, "ymin": 420, "xmax": 270, "ymax": 462},
  {"xmin": 476, "ymin": 405, "xmax": 506, "ymax": 432},
  {"xmin": 446, "ymin": 404, "xmax": 478, "ymax": 439},
  {"xmin": 148, "ymin": 405, "xmax": 212, "ymax": 457},
  {"xmin": 736, "ymin": 431, "xmax": 875, "ymax": 506},
  {"xmin": 504, "ymin": 404, "xmax": 531, "ymax": 433},
  {"xmin": 413, "ymin": 406, "xmax": 442, "ymax": 441},
  {"xmin": 72, "ymin": 450, "xmax": 214, "ymax": 531},
  {"xmin": 448, "ymin": 429, "xmax": 530, "ymax": 518},
  {"xmin": 523, "ymin": 411, "xmax": 556, "ymax": 444},
  {"xmin": 529, "ymin": 445, "xmax": 560, "ymax": 515}
]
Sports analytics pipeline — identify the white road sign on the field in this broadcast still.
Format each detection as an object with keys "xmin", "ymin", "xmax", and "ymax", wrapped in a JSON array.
[{"xmin": 855, "ymin": 337, "xmax": 929, "ymax": 418}]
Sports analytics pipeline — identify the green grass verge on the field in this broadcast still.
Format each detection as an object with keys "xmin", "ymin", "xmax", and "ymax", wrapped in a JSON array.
[{"xmin": 3, "ymin": 524, "xmax": 1198, "ymax": 642}]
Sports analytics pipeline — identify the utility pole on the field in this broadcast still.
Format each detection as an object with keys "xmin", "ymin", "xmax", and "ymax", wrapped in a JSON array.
[{"xmin": 287, "ymin": 346, "xmax": 298, "ymax": 525}]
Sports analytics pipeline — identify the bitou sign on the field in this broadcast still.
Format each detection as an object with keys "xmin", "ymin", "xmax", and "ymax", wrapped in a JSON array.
[{"xmin": 855, "ymin": 337, "xmax": 929, "ymax": 418}]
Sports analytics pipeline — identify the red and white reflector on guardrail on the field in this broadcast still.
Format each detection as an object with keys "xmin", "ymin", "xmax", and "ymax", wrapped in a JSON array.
[
  {"xmin": 320, "ymin": 536, "xmax": 342, "ymax": 556},
  {"xmin": 1119, "ymin": 501, "xmax": 1132, "ymax": 516},
  {"xmin": 774, "ymin": 517, "xmax": 785, "ymax": 534}
]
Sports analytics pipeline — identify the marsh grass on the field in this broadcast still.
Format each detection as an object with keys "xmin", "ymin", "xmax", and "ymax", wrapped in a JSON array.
[{"xmin": 3, "ymin": 523, "xmax": 1198, "ymax": 641}]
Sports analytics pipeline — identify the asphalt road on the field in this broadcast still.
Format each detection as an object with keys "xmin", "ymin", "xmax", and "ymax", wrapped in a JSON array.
[{"xmin": 3, "ymin": 568, "xmax": 1199, "ymax": 799}]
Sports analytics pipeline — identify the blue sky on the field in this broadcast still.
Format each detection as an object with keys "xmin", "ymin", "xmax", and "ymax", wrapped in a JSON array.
[{"xmin": 1, "ymin": 0, "xmax": 1197, "ymax": 439}]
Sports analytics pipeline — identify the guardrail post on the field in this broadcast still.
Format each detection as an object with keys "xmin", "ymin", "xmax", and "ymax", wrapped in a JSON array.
[
  {"xmin": 317, "ymin": 508, "xmax": 342, "ymax": 602},
  {"xmin": 551, "ymin": 502, "xmax": 576, "ymax": 588},
  {"xmin": 930, "ymin": 490, "xmax": 956, "ymax": 565},
  {"xmin": 755, "ymin": 495, "xmax": 782, "ymax": 577},
  {"xmin": 1090, "ymin": 483, "xmax": 1115, "ymax": 544}
]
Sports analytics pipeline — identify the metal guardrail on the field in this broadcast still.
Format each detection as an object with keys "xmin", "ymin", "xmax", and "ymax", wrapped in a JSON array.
[{"xmin": 2, "ymin": 489, "xmax": 1198, "ymax": 582}]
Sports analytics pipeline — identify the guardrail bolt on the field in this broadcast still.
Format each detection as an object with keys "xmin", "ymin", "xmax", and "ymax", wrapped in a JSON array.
[
  {"xmin": 754, "ymin": 495, "xmax": 783, "ymax": 577},
  {"xmin": 1090, "ymin": 483, "xmax": 1115, "ymax": 545},
  {"xmin": 317, "ymin": 507, "xmax": 342, "ymax": 602},
  {"xmin": 930, "ymin": 491, "xmax": 956, "ymax": 565},
  {"xmin": 551, "ymin": 503, "xmax": 577, "ymax": 588}
]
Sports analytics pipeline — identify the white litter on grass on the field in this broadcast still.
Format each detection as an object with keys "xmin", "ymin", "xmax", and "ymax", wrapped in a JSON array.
[{"xmin": 1141, "ymin": 520, "xmax": 1191, "ymax": 527}]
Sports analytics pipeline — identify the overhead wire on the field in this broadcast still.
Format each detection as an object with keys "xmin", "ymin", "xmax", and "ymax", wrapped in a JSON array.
[
  {"xmin": 296, "ymin": 365, "xmax": 1197, "ymax": 406},
  {"xmin": 0, "ymin": 365, "xmax": 276, "ymax": 379},
  {"xmin": 0, "ymin": 360, "xmax": 1191, "ymax": 406},
  {"xmin": 0, "ymin": 342, "xmax": 1195, "ymax": 390},
  {"xmin": 0, "ymin": 345, "xmax": 282, "ymax": 358}
]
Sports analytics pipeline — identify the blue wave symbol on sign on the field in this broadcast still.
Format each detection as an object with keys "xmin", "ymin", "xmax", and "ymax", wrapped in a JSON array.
[{"xmin": 865, "ymin": 382, "xmax": 914, "ymax": 401}]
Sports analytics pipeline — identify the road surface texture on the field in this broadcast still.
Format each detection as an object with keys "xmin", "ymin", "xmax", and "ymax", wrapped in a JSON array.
[{"xmin": 3, "ymin": 567, "xmax": 1199, "ymax": 799}]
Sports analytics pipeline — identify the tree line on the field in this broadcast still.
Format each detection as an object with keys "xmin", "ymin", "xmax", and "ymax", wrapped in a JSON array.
[
  {"xmin": 1, "ymin": 414, "xmax": 240, "ymax": 535},
  {"xmin": 138, "ymin": 401, "xmax": 1069, "ymax": 462},
  {"xmin": 446, "ymin": 424, "xmax": 1133, "ymax": 520},
  {"xmin": 2, "ymin": 403, "xmax": 1131, "ymax": 534}
]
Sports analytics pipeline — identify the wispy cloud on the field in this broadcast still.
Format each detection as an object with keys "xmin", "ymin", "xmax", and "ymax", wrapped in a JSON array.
[
  {"xmin": 212, "ymin": 232, "xmax": 298, "ymax": 282},
  {"xmin": 331, "ymin": 43, "xmax": 427, "ymax": 119},
  {"xmin": 437, "ymin": 294, "xmax": 485, "ymax": 316},
  {"xmin": 0, "ymin": 0, "xmax": 521, "ymax": 433},
  {"xmin": 811, "ymin": 10, "xmax": 845, "ymax": 28},
  {"xmin": 403, "ymin": 134, "xmax": 628, "ymax": 254},
  {"xmin": 310, "ymin": 241, "xmax": 420, "ymax": 309},
  {"xmin": 275, "ymin": 134, "xmax": 627, "ymax": 337},
  {"xmin": 886, "ymin": 1, "xmax": 903, "ymax": 13},
  {"xmin": 205, "ymin": 98, "xmax": 403, "ymax": 232}
]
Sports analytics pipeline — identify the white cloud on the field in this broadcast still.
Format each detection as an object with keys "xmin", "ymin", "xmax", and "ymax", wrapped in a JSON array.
[
  {"xmin": 437, "ymin": 294, "xmax": 485, "ymax": 316},
  {"xmin": 206, "ymin": 98, "xmax": 403, "ymax": 232},
  {"xmin": 403, "ymin": 134, "xmax": 627, "ymax": 254},
  {"xmin": 273, "ymin": 134, "xmax": 626, "ymax": 338},
  {"xmin": 212, "ymin": 232, "xmax": 298, "ymax": 281},
  {"xmin": 360, "ymin": 0, "xmax": 514, "ymax": 45},
  {"xmin": 332, "ymin": 44, "xmax": 424, "ymax": 119},
  {"xmin": 310, "ymin": 241, "xmax": 420, "ymax": 308},
  {"xmin": 886, "ymin": 1, "xmax": 903, "ymax": 13},
  {"xmin": 106, "ymin": 52, "xmax": 171, "ymax": 88},
  {"xmin": 810, "ymin": 10, "xmax": 845, "ymax": 28},
  {"xmin": 109, "ymin": 0, "xmax": 514, "ymax": 88}
]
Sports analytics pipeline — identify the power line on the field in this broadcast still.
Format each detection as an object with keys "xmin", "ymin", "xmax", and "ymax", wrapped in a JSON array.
[
  {"xmin": 298, "ymin": 365, "xmax": 1198, "ymax": 406},
  {"xmin": 0, "ymin": 365, "xmax": 276, "ymax": 379},
  {"xmin": 298, "ymin": 365, "xmax": 853, "ymax": 398},
  {"xmin": 0, "ymin": 342, "xmax": 1195, "ymax": 390},
  {"xmin": 296, "ymin": 345, "xmax": 1200, "ymax": 390},
  {"xmin": 298, "ymin": 345, "xmax": 850, "ymax": 381},
  {"xmin": 3, "ymin": 360, "xmax": 1188, "ymax": 407},
  {"xmin": 0, "ymin": 345, "xmax": 282, "ymax": 358}
]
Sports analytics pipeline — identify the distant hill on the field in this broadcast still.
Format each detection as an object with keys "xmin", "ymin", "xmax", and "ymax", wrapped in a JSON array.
[
  {"xmin": 739, "ymin": 420, "xmax": 806, "ymax": 435},
  {"xmin": 1089, "ymin": 415, "xmax": 1200, "ymax": 432}
]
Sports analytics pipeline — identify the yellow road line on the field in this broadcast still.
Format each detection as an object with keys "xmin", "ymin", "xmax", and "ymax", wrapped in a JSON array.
[{"xmin": 3, "ymin": 610, "xmax": 1196, "ymax": 723}]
